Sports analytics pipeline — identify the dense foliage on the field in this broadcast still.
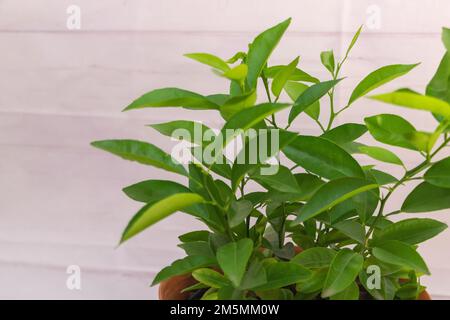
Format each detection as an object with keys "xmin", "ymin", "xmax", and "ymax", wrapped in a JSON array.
[{"xmin": 92, "ymin": 19, "xmax": 450, "ymax": 300}]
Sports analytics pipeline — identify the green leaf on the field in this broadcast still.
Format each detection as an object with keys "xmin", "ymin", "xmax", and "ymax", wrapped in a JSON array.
[
  {"xmin": 231, "ymin": 129, "xmax": 298, "ymax": 191},
  {"xmin": 424, "ymin": 156, "xmax": 450, "ymax": 188},
  {"xmin": 246, "ymin": 18, "xmax": 291, "ymax": 88},
  {"xmin": 288, "ymin": 79, "xmax": 342, "ymax": 124},
  {"xmin": 91, "ymin": 140, "xmax": 187, "ymax": 175},
  {"xmin": 364, "ymin": 114, "xmax": 429, "ymax": 151},
  {"xmin": 228, "ymin": 199, "xmax": 253, "ymax": 228},
  {"xmin": 220, "ymin": 90, "xmax": 257, "ymax": 120},
  {"xmin": 292, "ymin": 178, "xmax": 378, "ymax": 224},
  {"xmin": 344, "ymin": 25, "xmax": 363, "ymax": 59},
  {"xmin": 373, "ymin": 218, "xmax": 447, "ymax": 245},
  {"xmin": 254, "ymin": 262, "xmax": 312, "ymax": 291},
  {"xmin": 212, "ymin": 103, "xmax": 289, "ymax": 164},
  {"xmin": 271, "ymin": 57, "xmax": 299, "ymax": 97},
  {"xmin": 283, "ymin": 135, "xmax": 365, "ymax": 180},
  {"xmin": 333, "ymin": 220, "xmax": 365, "ymax": 244},
  {"xmin": 370, "ymin": 91, "xmax": 450, "ymax": 119},
  {"xmin": 121, "ymin": 193, "xmax": 206, "ymax": 243},
  {"xmin": 222, "ymin": 64, "xmax": 248, "ymax": 81},
  {"xmin": 123, "ymin": 88, "xmax": 220, "ymax": 111},
  {"xmin": 369, "ymin": 169, "xmax": 398, "ymax": 185},
  {"xmin": 358, "ymin": 145, "xmax": 404, "ymax": 166},
  {"xmin": 123, "ymin": 179, "xmax": 191, "ymax": 203},
  {"xmin": 179, "ymin": 230, "xmax": 210, "ymax": 243},
  {"xmin": 321, "ymin": 123, "xmax": 367, "ymax": 145},
  {"xmin": 402, "ymin": 181, "xmax": 450, "ymax": 213},
  {"xmin": 320, "ymin": 50, "xmax": 335, "ymax": 74},
  {"xmin": 251, "ymin": 165, "xmax": 301, "ymax": 193},
  {"xmin": 372, "ymin": 240, "xmax": 430, "ymax": 274},
  {"xmin": 330, "ymin": 281, "xmax": 359, "ymax": 300},
  {"xmin": 150, "ymin": 120, "xmax": 212, "ymax": 146},
  {"xmin": 284, "ymin": 81, "xmax": 320, "ymax": 120},
  {"xmin": 296, "ymin": 268, "xmax": 328, "ymax": 294},
  {"xmin": 216, "ymin": 239, "xmax": 254, "ymax": 287},
  {"xmin": 152, "ymin": 255, "xmax": 215, "ymax": 285},
  {"xmin": 240, "ymin": 259, "xmax": 267, "ymax": 290},
  {"xmin": 265, "ymin": 65, "xmax": 319, "ymax": 83},
  {"xmin": 192, "ymin": 268, "xmax": 231, "ymax": 288},
  {"xmin": 322, "ymin": 249, "xmax": 364, "ymax": 298},
  {"xmin": 184, "ymin": 53, "xmax": 230, "ymax": 72},
  {"xmin": 426, "ymin": 52, "xmax": 450, "ymax": 106},
  {"xmin": 226, "ymin": 51, "xmax": 246, "ymax": 64},
  {"xmin": 442, "ymin": 27, "xmax": 450, "ymax": 51},
  {"xmin": 178, "ymin": 241, "xmax": 215, "ymax": 259},
  {"xmin": 291, "ymin": 247, "xmax": 337, "ymax": 268},
  {"xmin": 349, "ymin": 64, "xmax": 419, "ymax": 104}
]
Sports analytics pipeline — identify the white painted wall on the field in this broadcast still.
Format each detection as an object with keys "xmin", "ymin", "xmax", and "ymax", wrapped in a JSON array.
[{"xmin": 0, "ymin": 0, "xmax": 449, "ymax": 299}]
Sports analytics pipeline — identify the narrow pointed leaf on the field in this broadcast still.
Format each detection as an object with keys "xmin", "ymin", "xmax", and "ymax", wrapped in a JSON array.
[
  {"xmin": 91, "ymin": 140, "xmax": 187, "ymax": 175},
  {"xmin": 424, "ymin": 156, "xmax": 450, "ymax": 188},
  {"xmin": 289, "ymin": 79, "xmax": 342, "ymax": 124},
  {"xmin": 123, "ymin": 88, "xmax": 220, "ymax": 111},
  {"xmin": 184, "ymin": 53, "xmax": 230, "ymax": 72},
  {"xmin": 246, "ymin": 18, "xmax": 291, "ymax": 88},
  {"xmin": 349, "ymin": 64, "xmax": 419, "ymax": 104},
  {"xmin": 121, "ymin": 193, "xmax": 206, "ymax": 243},
  {"xmin": 284, "ymin": 81, "xmax": 320, "ymax": 120},
  {"xmin": 358, "ymin": 145, "xmax": 404, "ymax": 166},
  {"xmin": 192, "ymin": 268, "xmax": 231, "ymax": 288},
  {"xmin": 402, "ymin": 182, "xmax": 450, "ymax": 213},
  {"xmin": 271, "ymin": 56, "xmax": 299, "ymax": 97},
  {"xmin": 292, "ymin": 178, "xmax": 378, "ymax": 224},
  {"xmin": 253, "ymin": 262, "xmax": 311, "ymax": 291}
]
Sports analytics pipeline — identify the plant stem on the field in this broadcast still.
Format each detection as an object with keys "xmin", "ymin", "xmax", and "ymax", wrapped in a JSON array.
[{"xmin": 261, "ymin": 72, "xmax": 278, "ymax": 128}]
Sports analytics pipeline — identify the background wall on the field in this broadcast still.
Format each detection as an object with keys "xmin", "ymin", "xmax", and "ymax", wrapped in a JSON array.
[{"xmin": 0, "ymin": 0, "xmax": 449, "ymax": 299}]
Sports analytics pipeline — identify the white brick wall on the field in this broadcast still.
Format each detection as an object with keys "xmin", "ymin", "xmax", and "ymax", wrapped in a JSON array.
[{"xmin": 0, "ymin": 0, "xmax": 449, "ymax": 299}]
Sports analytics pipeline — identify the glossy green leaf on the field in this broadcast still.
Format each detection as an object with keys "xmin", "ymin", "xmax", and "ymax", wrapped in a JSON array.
[
  {"xmin": 321, "ymin": 123, "xmax": 367, "ymax": 145},
  {"xmin": 320, "ymin": 50, "xmax": 335, "ymax": 74},
  {"xmin": 216, "ymin": 239, "xmax": 254, "ymax": 287},
  {"xmin": 291, "ymin": 247, "xmax": 337, "ymax": 268},
  {"xmin": 372, "ymin": 240, "xmax": 430, "ymax": 274},
  {"xmin": 192, "ymin": 268, "xmax": 231, "ymax": 288},
  {"xmin": 426, "ymin": 52, "xmax": 450, "ymax": 106},
  {"xmin": 424, "ymin": 156, "xmax": 450, "ymax": 188},
  {"xmin": 228, "ymin": 199, "xmax": 253, "ymax": 228},
  {"xmin": 122, "ymin": 179, "xmax": 190, "ymax": 203},
  {"xmin": 91, "ymin": 140, "xmax": 187, "ymax": 175},
  {"xmin": 364, "ymin": 114, "xmax": 429, "ymax": 151},
  {"xmin": 251, "ymin": 165, "xmax": 301, "ymax": 193},
  {"xmin": 333, "ymin": 220, "xmax": 365, "ymax": 244},
  {"xmin": 152, "ymin": 255, "xmax": 215, "ymax": 285},
  {"xmin": 254, "ymin": 262, "xmax": 312, "ymax": 291},
  {"xmin": 369, "ymin": 169, "xmax": 398, "ymax": 185},
  {"xmin": 296, "ymin": 268, "xmax": 328, "ymax": 294},
  {"xmin": 265, "ymin": 65, "xmax": 319, "ymax": 83},
  {"xmin": 284, "ymin": 81, "xmax": 320, "ymax": 120},
  {"xmin": 123, "ymin": 88, "xmax": 219, "ymax": 111},
  {"xmin": 288, "ymin": 79, "xmax": 342, "ymax": 124},
  {"xmin": 292, "ymin": 178, "xmax": 378, "ymax": 224},
  {"xmin": 240, "ymin": 259, "xmax": 267, "ymax": 290},
  {"xmin": 283, "ymin": 135, "xmax": 365, "ymax": 180},
  {"xmin": 349, "ymin": 64, "xmax": 419, "ymax": 104},
  {"xmin": 330, "ymin": 282, "xmax": 359, "ymax": 300},
  {"xmin": 121, "ymin": 193, "xmax": 206, "ymax": 243},
  {"xmin": 220, "ymin": 90, "xmax": 257, "ymax": 120},
  {"xmin": 442, "ymin": 27, "xmax": 450, "ymax": 51},
  {"xmin": 231, "ymin": 129, "xmax": 297, "ymax": 191},
  {"xmin": 402, "ymin": 182, "xmax": 450, "ymax": 213},
  {"xmin": 222, "ymin": 64, "xmax": 248, "ymax": 81},
  {"xmin": 178, "ymin": 241, "xmax": 215, "ymax": 259},
  {"xmin": 344, "ymin": 25, "xmax": 363, "ymax": 58},
  {"xmin": 373, "ymin": 218, "xmax": 447, "ymax": 245},
  {"xmin": 226, "ymin": 51, "xmax": 246, "ymax": 64},
  {"xmin": 271, "ymin": 57, "xmax": 299, "ymax": 97},
  {"xmin": 358, "ymin": 145, "xmax": 404, "ymax": 166},
  {"xmin": 179, "ymin": 230, "xmax": 210, "ymax": 243},
  {"xmin": 150, "ymin": 120, "xmax": 212, "ymax": 146},
  {"xmin": 246, "ymin": 18, "xmax": 291, "ymax": 88},
  {"xmin": 322, "ymin": 249, "xmax": 364, "ymax": 298},
  {"xmin": 184, "ymin": 53, "xmax": 230, "ymax": 72},
  {"xmin": 370, "ymin": 91, "xmax": 450, "ymax": 119}
]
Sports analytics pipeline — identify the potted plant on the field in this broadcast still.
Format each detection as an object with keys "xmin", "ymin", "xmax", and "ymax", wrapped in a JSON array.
[{"xmin": 91, "ymin": 18, "xmax": 450, "ymax": 300}]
